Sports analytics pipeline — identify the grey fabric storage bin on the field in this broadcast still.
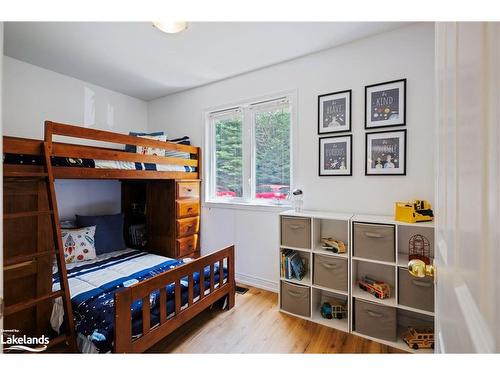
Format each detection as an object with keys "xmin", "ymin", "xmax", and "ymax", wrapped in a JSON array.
[
  {"xmin": 280, "ymin": 281, "xmax": 311, "ymax": 317},
  {"xmin": 313, "ymin": 254, "xmax": 348, "ymax": 292},
  {"xmin": 353, "ymin": 223, "xmax": 395, "ymax": 262},
  {"xmin": 355, "ymin": 299, "xmax": 397, "ymax": 341},
  {"xmin": 398, "ymin": 268, "xmax": 434, "ymax": 312},
  {"xmin": 281, "ymin": 216, "xmax": 311, "ymax": 249}
]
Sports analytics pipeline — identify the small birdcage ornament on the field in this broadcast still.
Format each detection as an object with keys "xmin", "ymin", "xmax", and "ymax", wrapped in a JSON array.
[{"xmin": 408, "ymin": 234, "xmax": 431, "ymax": 265}]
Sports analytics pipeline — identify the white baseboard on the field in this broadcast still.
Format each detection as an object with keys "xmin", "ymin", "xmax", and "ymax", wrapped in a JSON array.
[{"xmin": 235, "ymin": 272, "xmax": 278, "ymax": 293}]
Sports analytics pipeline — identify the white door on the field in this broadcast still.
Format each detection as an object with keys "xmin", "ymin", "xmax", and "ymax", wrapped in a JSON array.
[{"xmin": 435, "ymin": 22, "xmax": 500, "ymax": 353}]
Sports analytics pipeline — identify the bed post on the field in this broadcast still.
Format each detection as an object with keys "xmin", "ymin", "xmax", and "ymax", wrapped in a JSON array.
[
  {"xmin": 228, "ymin": 245, "xmax": 236, "ymax": 309},
  {"xmin": 44, "ymin": 120, "xmax": 54, "ymax": 147},
  {"xmin": 114, "ymin": 288, "xmax": 133, "ymax": 353}
]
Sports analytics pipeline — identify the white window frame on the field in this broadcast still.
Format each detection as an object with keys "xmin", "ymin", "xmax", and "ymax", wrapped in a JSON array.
[{"xmin": 204, "ymin": 91, "xmax": 296, "ymax": 209}]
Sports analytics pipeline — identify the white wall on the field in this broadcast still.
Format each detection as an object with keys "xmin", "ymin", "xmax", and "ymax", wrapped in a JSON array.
[
  {"xmin": 148, "ymin": 23, "xmax": 436, "ymax": 291},
  {"xmin": 2, "ymin": 56, "xmax": 148, "ymax": 219}
]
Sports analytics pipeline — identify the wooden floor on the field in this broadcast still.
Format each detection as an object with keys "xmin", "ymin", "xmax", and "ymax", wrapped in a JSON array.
[{"xmin": 147, "ymin": 285, "xmax": 404, "ymax": 353}]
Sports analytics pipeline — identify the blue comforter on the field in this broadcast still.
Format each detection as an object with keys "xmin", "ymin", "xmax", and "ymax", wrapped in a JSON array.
[{"xmin": 52, "ymin": 249, "xmax": 226, "ymax": 353}]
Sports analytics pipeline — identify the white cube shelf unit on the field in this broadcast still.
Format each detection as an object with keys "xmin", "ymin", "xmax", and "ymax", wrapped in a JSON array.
[
  {"xmin": 279, "ymin": 210, "xmax": 352, "ymax": 333},
  {"xmin": 278, "ymin": 210, "xmax": 435, "ymax": 353}
]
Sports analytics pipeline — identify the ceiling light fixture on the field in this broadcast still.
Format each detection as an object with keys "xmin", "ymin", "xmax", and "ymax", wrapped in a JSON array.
[{"xmin": 152, "ymin": 21, "xmax": 188, "ymax": 34}]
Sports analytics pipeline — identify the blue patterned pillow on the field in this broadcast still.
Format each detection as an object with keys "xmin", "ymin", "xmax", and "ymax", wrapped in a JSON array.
[{"xmin": 76, "ymin": 214, "xmax": 127, "ymax": 255}]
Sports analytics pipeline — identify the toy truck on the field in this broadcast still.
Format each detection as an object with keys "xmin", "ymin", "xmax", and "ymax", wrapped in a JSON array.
[
  {"xmin": 320, "ymin": 301, "xmax": 347, "ymax": 320},
  {"xmin": 320, "ymin": 237, "xmax": 347, "ymax": 254},
  {"xmin": 358, "ymin": 276, "xmax": 391, "ymax": 299},
  {"xmin": 402, "ymin": 327, "xmax": 435, "ymax": 350},
  {"xmin": 394, "ymin": 200, "xmax": 434, "ymax": 223}
]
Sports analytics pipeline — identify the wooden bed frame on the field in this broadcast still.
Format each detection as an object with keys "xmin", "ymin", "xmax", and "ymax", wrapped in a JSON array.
[
  {"xmin": 4, "ymin": 120, "xmax": 202, "ymax": 180},
  {"xmin": 2, "ymin": 121, "xmax": 236, "ymax": 353}
]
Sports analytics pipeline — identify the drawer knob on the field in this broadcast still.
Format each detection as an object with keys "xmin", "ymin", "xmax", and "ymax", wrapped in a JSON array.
[
  {"xmin": 186, "ymin": 188, "xmax": 193, "ymax": 192},
  {"xmin": 288, "ymin": 224, "xmax": 304, "ymax": 230},
  {"xmin": 408, "ymin": 259, "xmax": 435, "ymax": 280},
  {"xmin": 364, "ymin": 232, "xmax": 383, "ymax": 239},
  {"xmin": 187, "ymin": 207, "xmax": 192, "ymax": 211}
]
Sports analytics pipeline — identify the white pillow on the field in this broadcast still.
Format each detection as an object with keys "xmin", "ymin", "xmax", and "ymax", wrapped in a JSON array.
[
  {"xmin": 136, "ymin": 134, "xmax": 167, "ymax": 156},
  {"xmin": 61, "ymin": 226, "xmax": 97, "ymax": 264}
]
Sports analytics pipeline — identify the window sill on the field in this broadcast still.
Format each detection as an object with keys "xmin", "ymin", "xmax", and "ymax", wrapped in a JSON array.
[{"xmin": 203, "ymin": 200, "xmax": 292, "ymax": 213}]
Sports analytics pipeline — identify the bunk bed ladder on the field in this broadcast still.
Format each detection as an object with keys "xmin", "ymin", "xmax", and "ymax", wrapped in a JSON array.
[{"xmin": 2, "ymin": 142, "xmax": 77, "ymax": 352}]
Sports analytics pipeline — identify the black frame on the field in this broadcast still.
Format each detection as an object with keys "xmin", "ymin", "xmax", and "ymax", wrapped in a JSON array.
[
  {"xmin": 317, "ymin": 89, "xmax": 352, "ymax": 134},
  {"xmin": 365, "ymin": 129, "xmax": 407, "ymax": 176},
  {"xmin": 318, "ymin": 134, "xmax": 353, "ymax": 176},
  {"xmin": 364, "ymin": 79, "xmax": 406, "ymax": 129}
]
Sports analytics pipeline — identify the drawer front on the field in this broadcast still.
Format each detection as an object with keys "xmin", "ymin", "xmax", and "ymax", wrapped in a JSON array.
[
  {"xmin": 281, "ymin": 216, "xmax": 311, "ymax": 249},
  {"xmin": 177, "ymin": 234, "xmax": 199, "ymax": 257},
  {"xmin": 398, "ymin": 268, "xmax": 434, "ymax": 312},
  {"xmin": 176, "ymin": 200, "xmax": 200, "ymax": 218},
  {"xmin": 355, "ymin": 299, "xmax": 397, "ymax": 341},
  {"xmin": 176, "ymin": 216, "xmax": 200, "ymax": 237},
  {"xmin": 176, "ymin": 181, "xmax": 200, "ymax": 199},
  {"xmin": 280, "ymin": 281, "xmax": 310, "ymax": 317},
  {"xmin": 313, "ymin": 255, "xmax": 348, "ymax": 292},
  {"xmin": 353, "ymin": 223, "xmax": 395, "ymax": 262}
]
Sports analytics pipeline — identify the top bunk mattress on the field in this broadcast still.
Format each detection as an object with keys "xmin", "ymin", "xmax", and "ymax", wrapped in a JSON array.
[{"xmin": 3, "ymin": 153, "xmax": 197, "ymax": 172}]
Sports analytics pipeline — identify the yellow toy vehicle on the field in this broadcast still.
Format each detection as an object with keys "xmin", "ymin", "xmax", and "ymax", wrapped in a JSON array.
[
  {"xmin": 320, "ymin": 237, "xmax": 346, "ymax": 254},
  {"xmin": 395, "ymin": 200, "xmax": 434, "ymax": 223},
  {"xmin": 402, "ymin": 327, "xmax": 435, "ymax": 350}
]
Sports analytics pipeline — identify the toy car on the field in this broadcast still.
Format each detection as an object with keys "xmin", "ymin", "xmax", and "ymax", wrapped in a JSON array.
[
  {"xmin": 320, "ymin": 301, "xmax": 347, "ymax": 320},
  {"xmin": 358, "ymin": 276, "xmax": 391, "ymax": 299},
  {"xmin": 320, "ymin": 237, "xmax": 346, "ymax": 254},
  {"xmin": 402, "ymin": 327, "xmax": 434, "ymax": 350}
]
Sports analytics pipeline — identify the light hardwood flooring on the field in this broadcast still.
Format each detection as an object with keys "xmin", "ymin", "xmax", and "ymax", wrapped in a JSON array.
[{"xmin": 147, "ymin": 285, "xmax": 404, "ymax": 353}]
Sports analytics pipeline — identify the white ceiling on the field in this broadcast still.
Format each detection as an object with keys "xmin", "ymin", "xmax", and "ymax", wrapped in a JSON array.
[{"xmin": 4, "ymin": 22, "xmax": 408, "ymax": 101}]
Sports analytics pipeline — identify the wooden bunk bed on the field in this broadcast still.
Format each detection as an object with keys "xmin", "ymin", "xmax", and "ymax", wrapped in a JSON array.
[{"xmin": 2, "ymin": 121, "xmax": 236, "ymax": 353}]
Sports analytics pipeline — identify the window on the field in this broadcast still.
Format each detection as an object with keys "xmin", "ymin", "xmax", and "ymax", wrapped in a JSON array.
[{"xmin": 206, "ymin": 95, "xmax": 292, "ymax": 205}]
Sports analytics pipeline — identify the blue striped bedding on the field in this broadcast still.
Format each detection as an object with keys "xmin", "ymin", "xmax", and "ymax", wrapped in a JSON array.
[{"xmin": 52, "ymin": 249, "xmax": 226, "ymax": 353}]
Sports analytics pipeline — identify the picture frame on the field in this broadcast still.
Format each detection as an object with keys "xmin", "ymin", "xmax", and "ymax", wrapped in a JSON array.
[
  {"xmin": 319, "ymin": 134, "xmax": 352, "ymax": 176},
  {"xmin": 365, "ymin": 129, "xmax": 406, "ymax": 176},
  {"xmin": 365, "ymin": 79, "xmax": 406, "ymax": 129},
  {"xmin": 318, "ymin": 89, "xmax": 351, "ymax": 134}
]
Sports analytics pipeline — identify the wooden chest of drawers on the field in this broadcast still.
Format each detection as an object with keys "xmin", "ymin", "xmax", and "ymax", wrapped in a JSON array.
[{"xmin": 122, "ymin": 179, "xmax": 201, "ymax": 259}]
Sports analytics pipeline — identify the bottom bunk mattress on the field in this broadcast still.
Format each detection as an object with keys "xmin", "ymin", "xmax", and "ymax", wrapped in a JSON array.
[{"xmin": 52, "ymin": 249, "xmax": 227, "ymax": 353}]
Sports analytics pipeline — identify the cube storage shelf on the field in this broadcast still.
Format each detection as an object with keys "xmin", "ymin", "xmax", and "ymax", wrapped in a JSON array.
[
  {"xmin": 278, "ymin": 210, "xmax": 435, "ymax": 353},
  {"xmin": 279, "ymin": 210, "xmax": 352, "ymax": 333}
]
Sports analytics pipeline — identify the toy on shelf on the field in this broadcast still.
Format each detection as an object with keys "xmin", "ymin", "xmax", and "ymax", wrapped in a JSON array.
[
  {"xmin": 320, "ymin": 300, "xmax": 347, "ymax": 320},
  {"xmin": 320, "ymin": 237, "xmax": 346, "ymax": 254},
  {"xmin": 358, "ymin": 276, "xmax": 391, "ymax": 299},
  {"xmin": 402, "ymin": 327, "xmax": 435, "ymax": 350},
  {"xmin": 395, "ymin": 200, "xmax": 434, "ymax": 223},
  {"xmin": 408, "ymin": 234, "xmax": 431, "ymax": 265}
]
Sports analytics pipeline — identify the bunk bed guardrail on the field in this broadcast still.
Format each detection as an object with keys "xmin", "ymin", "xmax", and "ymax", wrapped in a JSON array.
[
  {"xmin": 3, "ymin": 121, "xmax": 201, "ymax": 180},
  {"xmin": 114, "ymin": 245, "xmax": 235, "ymax": 353}
]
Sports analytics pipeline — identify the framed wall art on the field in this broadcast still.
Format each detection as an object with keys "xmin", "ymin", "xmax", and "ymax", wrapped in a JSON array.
[
  {"xmin": 319, "ymin": 134, "xmax": 352, "ymax": 176},
  {"xmin": 365, "ymin": 129, "xmax": 406, "ymax": 176},
  {"xmin": 318, "ymin": 89, "xmax": 351, "ymax": 134},
  {"xmin": 365, "ymin": 79, "xmax": 406, "ymax": 129}
]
